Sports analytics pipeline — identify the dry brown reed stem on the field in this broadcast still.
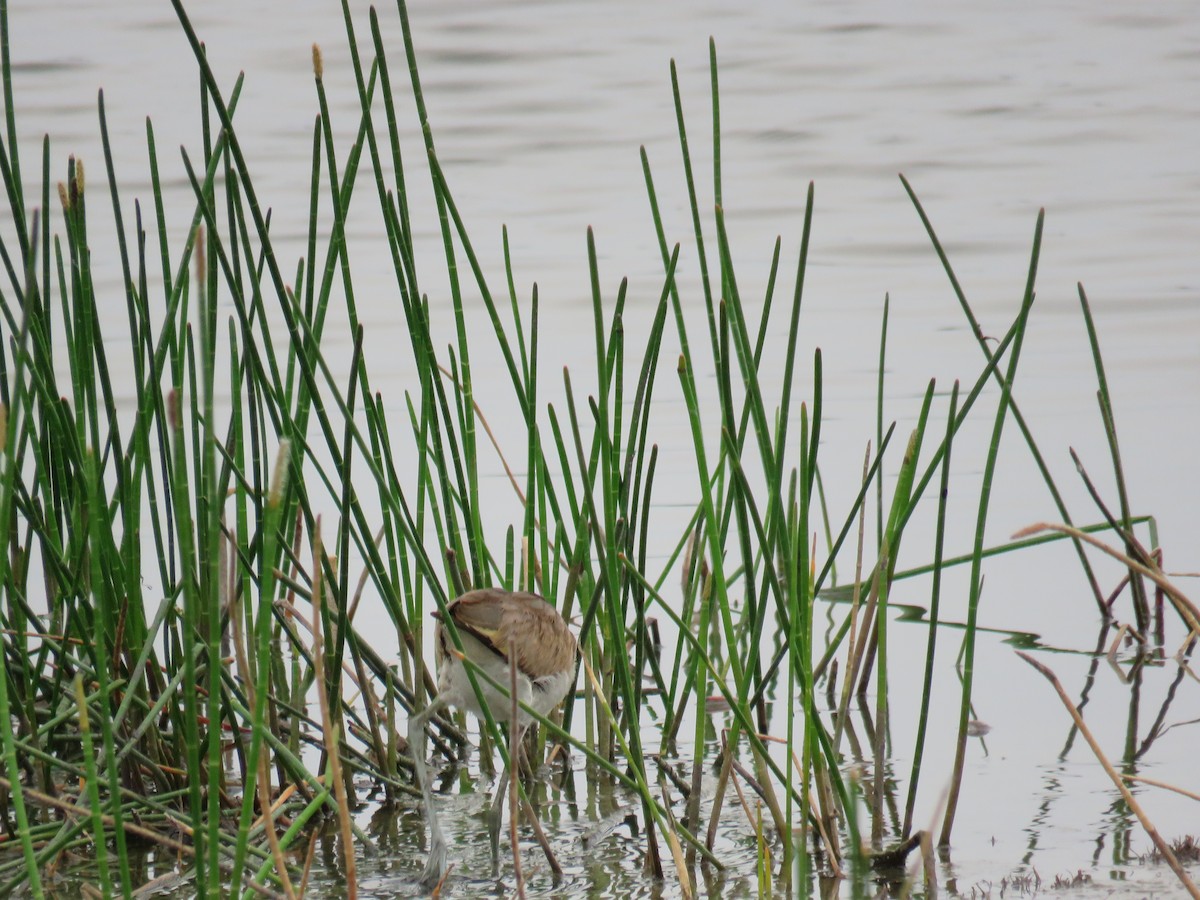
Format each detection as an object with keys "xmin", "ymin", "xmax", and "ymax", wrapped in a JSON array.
[
  {"xmin": 919, "ymin": 830, "xmax": 937, "ymax": 899},
  {"xmin": 1104, "ymin": 623, "xmax": 1153, "ymax": 685},
  {"xmin": 748, "ymin": 739, "xmax": 787, "ymax": 857},
  {"xmin": 0, "ymin": 778, "xmax": 185, "ymax": 857},
  {"xmin": 1015, "ymin": 651, "xmax": 1200, "ymax": 899},
  {"xmin": 833, "ymin": 442, "xmax": 873, "ymax": 753},
  {"xmin": 728, "ymin": 754, "xmax": 761, "ymax": 836},
  {"xmin": 900, "ymin": 787, "xmax": 949, "ymax": 899},
  {"xmin": 438, "ymin": 362, "xmax": 526, "ymax": 506},
  {"xmin": 228, "ymin": 556, "xmax": 297, "ymax": 900},
  {"xmin": 705, "ymin": 738, "xmax": 735, "ymax": 852},
  {"xmin": 311, "ymin": 525, "xmax": 358, "ymax": 899},
  {"xmin": 729, "ymin": 763, "xmax": 774, "ymax": 891},
  {"xmin": 768, "ymin": 733, "xmax": 843, "ymax": 875},
  {"xmin": 1012, "ymin": 522, "xmax": 1200, "ymax": 634},
  {"xmin": 659, "ymin": 783, "xmax": 693, "ymax": 900},
  {"xmin": 346, "ymin": 525, "xmax": 385, "ymax": 621},
  {"xmin": 519, "ymin": 792, "xmax": 560, "ymax": 877},
  {"xmin": 581, "ymin": 653, "xmax": 689, "ymax": 898},
  {"xmin": 253, "ymin": 780, "xmax": 302, "ymax": 828},
  {"xmin": 283, "ymin": 585, "xmax": 460, "ymax": 753},
  {"xmin": 298, "ymin": 834, "xmax": 319, "ymax": 899},
  {"xmin": 871, "ymin": 545, "xmax": 891, "ymax": 851},
  {"xmin": 0, "ymin": 778, "xmax": 283, "ymax": 898},
  {"xmin": 1120, "ymin": 773, "xmax": 1200, "ymax": 804},
  {"xmin": 847, "ymin": 557, "xmax": 884, "ymax": 706},
  {"xmin": 813, "ymin": 763, "xmax": 841, "ymax": 870},
  {"xmin": 436, "ymin": 366, "xmax": 558, "ymax": 592},
  {"xmin": 509, "ymin": 652, "xmax": 525, "ymax": 898},
  {"xmin": 705, "ymin": 732, "xmax": 786, "ymax": 860}
]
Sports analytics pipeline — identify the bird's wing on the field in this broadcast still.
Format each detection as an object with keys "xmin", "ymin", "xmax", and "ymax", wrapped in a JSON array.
[
  {"xmin": 444, "ymin": 589, "xmax": 514, "ymax": 663},
  {"xmin": 503, "ymin": 595, "xmax": 577, "ymax": 679}
]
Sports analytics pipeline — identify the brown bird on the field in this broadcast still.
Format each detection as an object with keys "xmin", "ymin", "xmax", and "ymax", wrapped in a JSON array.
[{"xmin": 408, "ymin": 588, "xmax": 578, "ymax": 887}]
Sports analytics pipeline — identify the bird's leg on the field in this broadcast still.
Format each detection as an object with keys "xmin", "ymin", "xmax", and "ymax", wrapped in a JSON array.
[
  {"xmin": 487, "ymin": 722, "xmax": 526, "ymax": 874},
  {"xmin": 487, "ymin": 764, "xmax": 508, "ymax": 874},
  {"xmin": 408, "ymin": 698, "xmax": 448, "ymax": 889},
  {"xmin": 487, "ymin": 726, "xmax": 563, "ymax": 878}
]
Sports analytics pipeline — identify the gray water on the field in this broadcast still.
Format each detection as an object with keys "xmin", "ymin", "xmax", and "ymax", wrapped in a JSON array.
[{"xmin": 8, "ymin": 0, "xmax": 1200, "ymax": 896}]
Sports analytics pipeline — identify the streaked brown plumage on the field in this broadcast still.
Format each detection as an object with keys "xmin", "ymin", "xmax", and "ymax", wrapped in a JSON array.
[{"xmin": 432, "ymin": 589, "xmax": 577, "ymax": 726}]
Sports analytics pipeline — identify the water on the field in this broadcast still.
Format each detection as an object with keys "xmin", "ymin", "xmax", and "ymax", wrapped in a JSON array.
[{"xmin": 7, "ymin": 0, "xmax": 1200, "ymax": 896}]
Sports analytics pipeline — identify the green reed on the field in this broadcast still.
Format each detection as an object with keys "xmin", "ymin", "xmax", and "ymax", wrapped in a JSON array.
[{"xmin": 0, "ymin": 0, "xmax": 1170, "ymax": 895}]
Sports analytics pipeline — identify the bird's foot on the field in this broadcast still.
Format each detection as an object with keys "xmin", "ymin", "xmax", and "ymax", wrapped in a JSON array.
[{"xmin": 419, "ymin": 831, "xmax": 448, "ymax": 890}]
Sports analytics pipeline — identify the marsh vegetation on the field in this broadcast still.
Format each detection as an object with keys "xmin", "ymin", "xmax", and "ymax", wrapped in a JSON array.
[{"xmin": 0, "ymin": 1, "xmax": 1195, "ymax": 897}]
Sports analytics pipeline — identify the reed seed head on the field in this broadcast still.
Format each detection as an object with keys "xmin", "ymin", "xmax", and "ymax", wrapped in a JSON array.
[
  {"xmin": 269, "ymin": 439, "xmax": 291, "ymax": 507},
  {"xmin": 312, "ymin": 43, "xmax": 323, "ymax": 81}
]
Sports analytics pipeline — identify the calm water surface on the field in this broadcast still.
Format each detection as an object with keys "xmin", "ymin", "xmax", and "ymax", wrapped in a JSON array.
[{"xmin": 7, "ymin": 1, "xmax": 1200, "ymax": 896}]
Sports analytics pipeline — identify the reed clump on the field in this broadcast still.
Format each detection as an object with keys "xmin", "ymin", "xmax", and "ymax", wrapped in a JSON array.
[{"xmin": 0, "ymin": 0, "xmax": 1188, "ymax": 897}]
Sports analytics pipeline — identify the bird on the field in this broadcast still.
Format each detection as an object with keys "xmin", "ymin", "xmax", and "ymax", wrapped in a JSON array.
[{"xmin": 407, "ymin": 588, "xmax": 578, "ymax": 888}]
